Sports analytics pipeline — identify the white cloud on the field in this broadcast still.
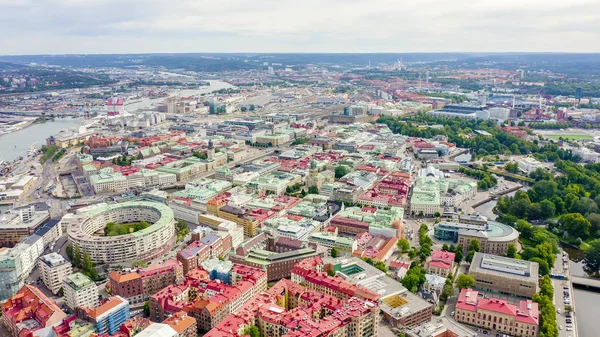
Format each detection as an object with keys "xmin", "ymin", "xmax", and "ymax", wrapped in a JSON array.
[{"xmin": 0, "ymin": 0, "xmax": 599, "ymax": 54}]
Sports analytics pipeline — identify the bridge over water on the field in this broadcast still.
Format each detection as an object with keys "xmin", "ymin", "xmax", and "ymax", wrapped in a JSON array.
[{"xmin": 571, "ymin": 275, "xmax": 600, "ymax": 291}]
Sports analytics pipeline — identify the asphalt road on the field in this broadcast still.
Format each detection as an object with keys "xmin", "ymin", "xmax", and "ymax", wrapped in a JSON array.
[{"xmin": 552, "ymin": 250, "xmax": 578, "ymax": 337}]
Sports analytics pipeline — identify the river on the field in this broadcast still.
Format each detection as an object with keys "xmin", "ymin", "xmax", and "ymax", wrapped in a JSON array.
[
  {"xmin": 0, "ymin": 80, "xmax": 234, "ymax": 162},
  {"xmin": 125, "ymin": 80, "xmax": 233, "ymax": 111},
  {"xmin": 0, "ymin": 118, "xmax": 83, "ymax": 162},
  {"xmin": 476, "ymin": 195, "xmax": 599, "ymax": 337}
]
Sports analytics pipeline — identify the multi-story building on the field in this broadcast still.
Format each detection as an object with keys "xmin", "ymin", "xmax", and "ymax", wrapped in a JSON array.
[
  {"xmin": 469, "ymin": 253, "xmax": 539, "ymax": 298},
  {"xmin": 0, "ymin": 233, "xmax": 46, "ymax": 300},
  {"xmin": 77, "ymin": 296, "xmax": 130, "ymax": 335},
  {"xmin": 90, "ymin": 168, "xmax": 176, "ymax": 194},
  {"xmin": 109, "ymin": 272, "xmax": 143, "ymax": 305},
  {"xmin": 1, "ymin": 285, "xmax": 67, "ymax": 337},
  {"xmin": 64, "ymin": 273, "xmax": 99, "ymax": 310},
  {"xmin": 109, "ymin": 259, "xmax": 184, "ymax": 305},
  {"xmin": 204, "ymin": 278, "xmax": 379, "ymax": 337},
  {"xmin": 163, "ymin": 311, "xmax": 197, "ymax": 337},
  {"xmin": 229, "ymin": 235, "xmax": 326, "ymax": 281},
  {"xmin": 455, "ymin": 289, "xmax": 539, "ymax": 337},
  {"xmin": 0, "ymin": 248, "xmax": 24, "ymax": 301},
  {"xmin": 434, "ymin": 220, "xmax": 519, "ymax": 256},
  {"xmin": 311, "ymin": 256, "xmax": 434, "ymax": 328},
  {"xmin": 177, "ymin": 233, "xmax": 231, "ymax": 274},
  {"xmin": 66, "ymin": 201, "xmax": 177, "ymax": 264},
  {"xmin": 149, "ymin": 262, "xmax": 266, "ymax": 332},
  {"xmin": 426, "ymin": 250, "xmax": 455, "ymax": 277},
  {"xmin": 328, "ymin": 206, "xmax": 404, "ymax": 239},
  {"xmin": 206, "ymin": 199, "xmax": 258, "ymax": 237},
  {"xmin": 0, "ymin": 205, "xmax": 50, "ymax": 247},
  {"xmin": 195, "ymin": 215, "xmax": 244, "ymax": 248},
  {"xmin": 140, "ymin": 259, "xmax": 184, "ymax": 299},
  {"xmin": 308, "ymin": 231, "xmax": 356, "ymax": 256},
  {"xmin": 38, "ymin": 252, "xmax": 73, "ymax": 295},
  {"xmin": 410, "ymin": 173, "xmax": 477, "ymax": 216},
  {"xmin": 517, "ymin": 157, "xmax": 544, "ymax": 174}
]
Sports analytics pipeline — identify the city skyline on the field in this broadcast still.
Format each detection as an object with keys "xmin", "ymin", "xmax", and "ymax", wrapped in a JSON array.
[{"xmin": 1, "ymin": 0, "xmax": 599, "ymax": 54}]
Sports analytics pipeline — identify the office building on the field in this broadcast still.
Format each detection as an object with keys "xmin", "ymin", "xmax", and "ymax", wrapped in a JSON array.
[
  {"xmin": 434, "ymin": 220, "xmax": 519, "ymax": 256},
  {"xmin": 0, "ymin": 205, "xmax": 50, "ymax": 247},
  {"xmin": 469, "ymin": 253, "xmax": 539, "ymax": 298},
  {"xmin": 0, "ymin": 248, "xmax": 24, "ymax": 301}
]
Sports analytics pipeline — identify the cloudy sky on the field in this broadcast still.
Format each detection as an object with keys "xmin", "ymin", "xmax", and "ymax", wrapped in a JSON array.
[{"xmin": 1, "ymin": 0, "xmax": 599, "ymax": 55}]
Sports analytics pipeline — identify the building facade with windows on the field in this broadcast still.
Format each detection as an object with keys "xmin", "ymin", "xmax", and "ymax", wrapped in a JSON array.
[
  {"xmin": 455, "ymin": 289, "xmax": 539, "ymax": 337},
  {"xmin": 66, "ymin": 201, "xmax": 177, "ymax": 264},
  {"xmin": 39, "ymin": 252, "xmax": 73, "ymax": 295}
]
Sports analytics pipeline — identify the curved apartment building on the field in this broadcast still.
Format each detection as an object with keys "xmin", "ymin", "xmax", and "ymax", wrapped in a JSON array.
[{"xmin": 67, "ymin": 201, "xmax": 176, "ymax": 264}]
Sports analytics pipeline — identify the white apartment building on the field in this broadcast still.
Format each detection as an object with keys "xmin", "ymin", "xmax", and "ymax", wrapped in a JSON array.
[
  {"xmin": 517, "ymin": 157, "xmax": 543, "ymax": 174},
  {"xmin": 90, "ymin": 169, "xmax": 176, "ymax": 194},
  {"xmin": 64, "ymin": 273, "xmax": 99, "ymax": 310},
  {"xmin": 573, "ymin": 147, "xmax": 600, "ymax": 163},
  {"xmin": 39, "ymin": 253, "xmax": 72, "ymax": 295},
  {"xmin": 14, "ymin": 234, "xmax": 44, "ymax": 276}
]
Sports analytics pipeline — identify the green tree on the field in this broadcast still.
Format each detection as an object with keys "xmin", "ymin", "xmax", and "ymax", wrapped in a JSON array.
[
  {"xmin": 331, "ymin": 247, "xmax": 340, "ymax": 258},
  {"xmin": 506, "ymin": 243, "xmax": 517, "ymax": 258},
  {"xmin": 539, "ymin": 199, "xmax": 556, "ymax": 219},
  {"xmin": 244, "ymin": 326, "xmax": 260, "ymax": 337},
  {"xmin": 572, "ymin": 197, "xmax": 598, "ymax": 215},
  {"xmin": 327, "ymin": 269, "xmax": 336, "ymax": 277},
  {"xmin": 401, "ymin": 267, "xmax": 426, "ymax": 293},
  {"xmin": 66, "ymin": 245, "xmax": 73, "ymax": 262},
  {"xmin": 456, "ymin": 274, "xmax": 475, "ymax": 290},
  {"xmin": 82, "ymin": 252, "xmax": 98, "ymax": 280},
  {"xmin": 442, "ymin": 243, "xmax": 449, "ymax": 251},
  {"xmin": 587, "ymin": 213, "xmax": 600, "ymax": 234},
  {"xmin": 504, "ymin": 162, "xmax": 519, "ymax": 173},
  {"xmin": 584, "ymin": 240, "xmax": 600, "ymax": 274},
  {"xmin": 529, "ymin": 257, "xmax": 550, "ymax": 276},
  {"xmin": 559, "ymin": 213, "xmax": 592, "ymax": 239},
  {"xmin": 334, "ymin": 166, "xmax": 349, "ymax": 179},
  {"xmin": 465, "ymin": 250, "xmax": 475, "ymax": 263},
  {"xmin": 454, "ymin": 246, "xmax": 464, "ymax": 263},
  {"xmin": 374, "ymin": 261, "xmax": 387, "ymax": 273},
  {"xmin": 441, "ymin": 283, "xmax": 454, "ymax": 301},
  {"xmin": 143, "ymin": 302, "xmax": 150, "ymax": 316},
  {"xmin": 308, "ymin": 186, "xmax": 319, "ymax": 194},
  {"xmin": 397, "ymin": 238, "xmax": 410, "ymax": 252},
  {"xmin": 468, "ymin": 239, "xmax": 481, "ymax": 253},
  {"xmin": 73, "ymin": 245, "xmax": 81, "ymax": 267}
]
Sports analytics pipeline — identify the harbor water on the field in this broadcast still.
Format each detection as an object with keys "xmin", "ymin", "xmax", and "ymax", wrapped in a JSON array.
[{"xmin": 0, "ymin": 118, "xmax": 83, "ymax": 162}]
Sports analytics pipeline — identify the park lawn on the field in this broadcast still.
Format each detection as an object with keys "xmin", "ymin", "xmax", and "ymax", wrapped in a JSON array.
[{"xmin": 547, "ymin": 135, "xmax": 593, "ymax": 141}]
